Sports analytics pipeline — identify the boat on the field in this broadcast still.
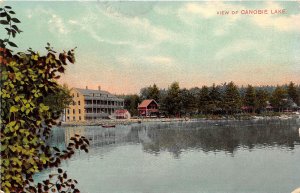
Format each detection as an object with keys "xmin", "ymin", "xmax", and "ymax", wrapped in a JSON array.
[{"xmin": 102, "ymin": 124, "xmax": 116, "ymax": 128}]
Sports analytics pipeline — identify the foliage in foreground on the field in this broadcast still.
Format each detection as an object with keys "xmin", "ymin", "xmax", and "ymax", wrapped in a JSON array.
[{"xmin": 1, "ymin": 6, "xmax": 88, "ymax": 192}]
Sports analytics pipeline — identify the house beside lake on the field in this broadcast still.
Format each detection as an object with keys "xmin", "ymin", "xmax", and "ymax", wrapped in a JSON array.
[
  {"xmin": 63, "ymin": 87, "xmax": 124, "ymax": 122},
  {"xmin": 138, "ymin": 99, "xmax": 159, "ymax": 117}
]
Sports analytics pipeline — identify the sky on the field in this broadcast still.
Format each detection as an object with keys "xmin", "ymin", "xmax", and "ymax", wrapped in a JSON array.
[{"xmin": 1, "ymin": 1, "xmax": 300, "ymax": 94}]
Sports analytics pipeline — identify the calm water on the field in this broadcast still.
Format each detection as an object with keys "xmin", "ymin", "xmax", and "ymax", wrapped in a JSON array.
[{"xmin": 37, "ymin": 119, "xmax": 300, "ymax": 193}]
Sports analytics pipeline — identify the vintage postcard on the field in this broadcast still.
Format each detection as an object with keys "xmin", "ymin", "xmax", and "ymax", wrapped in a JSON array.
[{"xmin": 1, "ymin": 1, "xmax": 300, "ymax": 193}]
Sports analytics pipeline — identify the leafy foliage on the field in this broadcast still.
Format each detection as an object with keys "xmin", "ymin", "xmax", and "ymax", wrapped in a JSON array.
[
  {"xmin": 140, "ymin": 84, "xmax": 160, "ymax": 102},
  {"xmin": 0, "ymin": 7, "xmax": 88, "ymax": 192},
  {"xmin": 123, "ymin": 94, "xmax": 141, "ymax": 116},
  {"xmin": 0, "ymin": 6, "xmax": 22, "ymax": 48},
  {"xmin": 43, "ymin": 84, "xmax": 73, "ymax": 119}
]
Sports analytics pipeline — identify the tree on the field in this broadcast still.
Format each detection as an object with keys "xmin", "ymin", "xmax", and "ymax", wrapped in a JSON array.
[
  {"xmin": 148, "ymin": 84, "xmax": 160, "ymax": 102},
  {"xmin": 1, "ymin": 7, "xmax": 88, "ymax": 192},
  {"xmin": 223, "ymin": 82, "xmax": 241, "ymax": 114},
  {"xmin": 162, "ymin": 82, "xmax": 181, "ymax": 116},
  {"xmin": 124, "ymin": 94, "xmax": 141, "ymax": 116},
  {"xmin": 43, "ymin": 84, "xmax": 73, "ymax": 119},
  {"xmin": 270, "ymin": 86, "xmax": 287, "ymax": 112},
  {"xmin": 198, "ymin": 86, "xmax": 210, "ymax": 114},
  {"xmin": 178, "ymin": 88, "xmax": 195, "ymax": 115},
  {"xmin": 287, "ymin": 81, "xmax": 299, "ymax": 106},
  {"xmin": 140, "ymin": 84, "xmax": 160, "ymax": 102},
  {"xmin": 255, "ymin": 89, "xmax": 269, "ymax": 113},
  {"xmin": 208, "ymin": 84, "xmax": 223, "ymax": 114},
  {"xmin": 243, "ymin": 85, "xmax": 256, "ymax": 113}
]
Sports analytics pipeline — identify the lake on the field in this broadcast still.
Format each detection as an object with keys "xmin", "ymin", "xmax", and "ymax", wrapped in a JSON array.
[{"xmin": 37, "ymin": 119, "xmax": 300, "ymax": 193}]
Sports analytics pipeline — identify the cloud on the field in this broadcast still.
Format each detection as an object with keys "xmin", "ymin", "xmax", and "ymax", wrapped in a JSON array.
[
  {"xmin": 116, "ymin": 55, "xmax": 175, "ymax": 67},
  {"xmin": 144, "ymin": 56, "xmax": 174, "ymax": 66},
  {"xmin": 178, "ymin": 2, "xmax": 243, "ymax": 35},
  {"xmin": 250, "ymin": 2, "xmax": 300, "ymax": 32},
  {"xmin": 100, "ymin": 9, "xmax": 179, "ymax": 44},
  {"xmin": 26, "ymin": 7, "xmax": 69, "ymax": 35},
  {"xmin": 215, "ymin": 39, "xmax": 257, "ymax": 60},
  {"xmin": 182, "ymin": 2, "xmax": 244, "ymax": 19},
  {"xmin": 179, "ymin": 1, "xmax": 300, "ymax": 34},
  {"xmin": 48, "ymin": 14, "xmax": 69, "ymax": 35},
  {"xmin": 251, "ymin": 13, "xmax": 300, "ymax": 32}
]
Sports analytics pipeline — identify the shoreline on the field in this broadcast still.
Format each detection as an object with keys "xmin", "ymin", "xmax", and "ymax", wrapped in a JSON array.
[{"xmin": 60, "ymin": 114, "xmax": 300, "ymax": 127}]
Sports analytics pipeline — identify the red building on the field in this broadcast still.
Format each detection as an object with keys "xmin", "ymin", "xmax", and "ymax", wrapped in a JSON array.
[
  {"xmin": 138, "ymin": 99, "xmax": 159, "ymax": 117},
  {"xmin": 115, "ymin": 109, "xmax": 131, "ymax": 119}
]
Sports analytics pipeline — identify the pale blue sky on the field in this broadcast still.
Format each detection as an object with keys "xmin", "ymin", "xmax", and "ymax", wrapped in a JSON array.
[{"xmin": 1, "ymin": 1, "xmax": 300, "ymax": 94}]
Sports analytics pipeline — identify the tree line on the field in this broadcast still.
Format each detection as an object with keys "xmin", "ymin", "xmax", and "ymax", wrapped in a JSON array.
[{"xmin": 121, "ymin": 81, "xmax": 300, "ymax": 117}]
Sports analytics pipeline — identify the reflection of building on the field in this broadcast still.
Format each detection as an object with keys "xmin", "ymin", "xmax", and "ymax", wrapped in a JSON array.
[
  {"xmin": 64, "ymin": 125, "xmax": 132, "ymax": 148},
  {"xmin": 64, "ymin": 87, "xmax": 124, "ymax": 122},
  {"xmin": 138, "ymin": 99, "xmax": 159, "ymax": 117}
]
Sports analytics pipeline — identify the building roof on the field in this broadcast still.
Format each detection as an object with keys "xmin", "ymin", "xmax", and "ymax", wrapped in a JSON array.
[
  {"xmin": 74, "ymin": 88, "xmax": 122, "ymax": 100},
  {"xmin": 115, "ymin": 109, "xmax": 129, "ymax": 114},
  {"xmin": 138, "ymin": 99, "xmax": 158, "ymax": 108}
]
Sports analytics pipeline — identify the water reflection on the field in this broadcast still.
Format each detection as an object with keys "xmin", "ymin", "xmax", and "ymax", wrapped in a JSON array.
[{"xmin": 50, "ymin": 119, "xmax": 300, "ymax": 158}]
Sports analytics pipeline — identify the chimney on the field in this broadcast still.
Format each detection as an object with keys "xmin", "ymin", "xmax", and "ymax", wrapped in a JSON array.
[
  {"xmin": 98, "ymin": 86, "xmax": 101, "ymax": 91},
  {"xmin": 86, "ymin": 86, "xmax": 88, "ymax": 90}
]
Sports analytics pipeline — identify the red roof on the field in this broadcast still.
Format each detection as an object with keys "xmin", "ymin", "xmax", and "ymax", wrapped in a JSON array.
[
  {"xmin": 138, "ymin": 99, "xmax": 158, "ymax": 108},
  {"xmin": 115, "ymin": 109, "xmax": 129, "ymax": 114}
]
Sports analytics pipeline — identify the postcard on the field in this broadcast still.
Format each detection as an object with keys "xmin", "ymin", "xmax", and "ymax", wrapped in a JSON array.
[{"xmin": 1, "ymin": 1, "xmax": 300, "ymax": 193}]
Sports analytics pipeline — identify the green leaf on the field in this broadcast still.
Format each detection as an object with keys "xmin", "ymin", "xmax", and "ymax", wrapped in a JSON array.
[
  {"xmin": 3, "ymin": 159, "xmax": 9, "ymax": 167},
  {"xmin": 5, "ymin": 27, "xmax": 11, "ymax": 33},
  {"xmin": 25, "ymin": 109, "xmax": 30, "ymax": 115},
  {"xmin": 14, "ymin": 96, "xmax": 20, "ymax": 102},
  {"xmin": 0, "ymin": 20, "xmax": 9, "ymax": 25},
  {"xmin": 1, "ymin": 145, "xmax": 7, "ymax": 151},
  {"xmin": 11, "ymin": 18, "xmax": 20, "ymax": 23},
  {"xmin": 11, "ymin": 30, "xmax": 16, "ymax": 38},
  {"xmin": 11, "ymin": 25, "xmax": 19, "ymax": 32},
  {"xmin": 8, "ymin": 121, "xmax": 16, "ymax": 127},
  {"xmin": 8, "ymin": 41, "xmax": 18, "ymax": 47},
  {"xmin": 10, "ymin": 106, "xmax": 19, "ymax": 113},
  {"xmin": 0, "ymin": 12, "xmax": 7, "ymax": 17}
]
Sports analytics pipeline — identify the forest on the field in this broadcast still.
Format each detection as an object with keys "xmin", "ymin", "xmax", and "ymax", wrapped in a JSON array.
[{"xmin": 121, "ymin": 81, "xmax": 300, "ymax": 117}]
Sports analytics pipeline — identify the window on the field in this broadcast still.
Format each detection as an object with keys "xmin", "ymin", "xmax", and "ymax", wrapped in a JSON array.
[
  {"xmin": 77, "ymin": 93, "xmax": 79, "ymax": 97},
  {"xmin": 79, "ymin": 109, "xmax": 81, "ymax": 114},
  {"xmin": 67, "ymin": 109, "xmax": 70, "ymax": 114},
  {"xmin": 79, "ymin": 116, "xmax": 81, "ymax": 120},
  {"xmin": 73, "ymin": 109, "xmax": 75, "ymax": 114},
  {"xmin": 72, "ymin": 93, "xmax": 74, "ymax": 97},
  {"xmin": 67, "ymin": 116, "xmax": 70, "ymax": 121},
  {"xmin": 73, "ymin": 116, "xmax": 75, "ymax": 121},
  {"xmin": 73, "ymin": 101, "xmax": 76, "ymax": 105},
  {"xmin": 78, "ymin": 101, "xmax": 80, "ymax": 105}
]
